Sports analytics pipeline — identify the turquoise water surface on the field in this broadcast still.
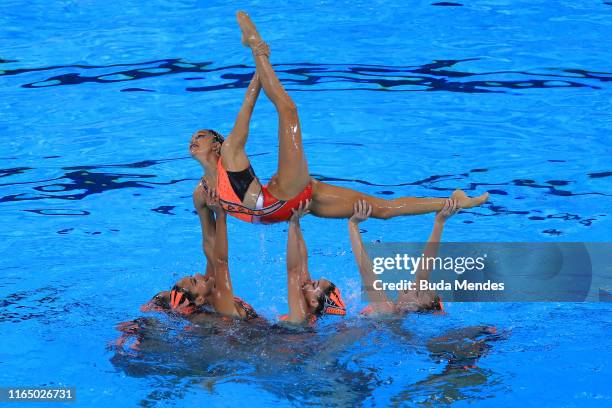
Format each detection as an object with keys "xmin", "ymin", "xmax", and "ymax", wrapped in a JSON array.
[{"xmin": 1, "ymin": 1, "xmax": 611, "ymax": 406}]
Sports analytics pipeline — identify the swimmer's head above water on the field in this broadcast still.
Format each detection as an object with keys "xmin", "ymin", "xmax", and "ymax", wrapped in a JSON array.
[
  {"xmin": 189, "ymin": 129, "xmax": 225, "ymax": 164},
  {"xmin": 141, "ymin": 273, "xmax": 215, "ymax": 315},
  {"xmin": 302, "ymin": 278, "xmax": 346, "ymax": 317}
]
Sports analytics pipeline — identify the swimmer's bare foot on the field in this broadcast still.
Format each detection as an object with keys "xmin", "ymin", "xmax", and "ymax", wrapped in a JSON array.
[
  {"xmin": 236, "ymin": 11, "xmax": 262, "ymax": 48},
  {"xmin": 451, "ymin": 189, "xmax": 489, "ymax": 209}
]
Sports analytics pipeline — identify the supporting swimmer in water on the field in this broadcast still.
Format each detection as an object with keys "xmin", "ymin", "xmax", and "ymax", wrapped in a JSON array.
[
  {"xmin": 350, "ymin": 197, "xmax": 459, "ymax": 315},
  {"xmin": 142, "ymin": 188, "xmax": 258, "ymax": 322},
  {"xmin": 144, "ymin": 198, "xmax": 344, "ymax": 326},
  {"xmin": 189, "ymin": 11, "xmax": 489, "ymax": 228},
  {"xmin": 282, "ymin": 200, "xmax": 346, "ymax": 324}
]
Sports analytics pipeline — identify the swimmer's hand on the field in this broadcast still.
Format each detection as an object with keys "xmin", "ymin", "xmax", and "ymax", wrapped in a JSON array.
[
  {"xmin": 349, "ymin": 199, "xmax": 372, "ymax": 225},
  {"xmin": 204, "ymin": 187, "xmax": 224, "ymax": 216},
  {"xmin": 290, "ymin": 199, "xmax": 311, "ymax": 223},
  {"xmin": 435, "ymin": 198, "xmax": 459, "ymax": 224}
]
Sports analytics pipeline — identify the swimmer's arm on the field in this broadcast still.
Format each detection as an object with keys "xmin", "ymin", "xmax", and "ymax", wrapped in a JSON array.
[
  {"xmin": 348, "ymin": 204, "xmax": 392, "ymax": 308},
  {"xmin": 227, "ymin": 73, "xmax": 262, "ymax": 150},
  {"xmin": 193, "ymin": 190, "xmax": 216, "ymax": 277},
  {"xmin": 287, "ymin": 200, "xmax": 311, "ymax": 283},
  {"xmin": 286, "ymin": 218, "xmax": 303, "ymax": 277},
  {"xmin": 286, "ymin": 207, "xmax": 310, "ymax": 323},
  {"xmin": 211, "ymin": 209, "xmax": 239, "ymax": 317},
  {"xmin": 413, "ymin": 221, "xmax": 443, "ymax": 286},
  {"xmin": 293, "ymin": 215, "xmax": 311, "ymax": 282},
  {"xmin": 409, "ymin": 199, "xmax": 458, "ymax": 305}
]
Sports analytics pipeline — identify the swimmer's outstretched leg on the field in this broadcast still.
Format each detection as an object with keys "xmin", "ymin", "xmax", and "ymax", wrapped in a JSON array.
[
  {"xmin": 236, "ymin": 12, "xmax": 489, "ymax": 217},
  {"xmin": 311, "ymin": 182, "xmax": 488, "ymax": 219},
  {"xmin": 237, "ymin": 11, "xmax": 310, "ymax": 200}
]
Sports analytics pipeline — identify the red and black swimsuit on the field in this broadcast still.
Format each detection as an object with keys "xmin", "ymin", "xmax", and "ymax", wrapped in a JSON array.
[{"xmin": 205, "ymin": 159, "xmax": 312, "ymax": 224}]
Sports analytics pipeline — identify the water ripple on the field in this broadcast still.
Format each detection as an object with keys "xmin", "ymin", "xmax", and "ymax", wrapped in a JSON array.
[{"xmin": 1, "ymin": 58, "xmax": 609, "ymax": 94}]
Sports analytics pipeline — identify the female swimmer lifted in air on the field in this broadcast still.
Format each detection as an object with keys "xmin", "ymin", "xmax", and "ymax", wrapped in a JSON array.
[{"xmin": 189, "ymin": 12, "xmax": 488, "ymax": 232}]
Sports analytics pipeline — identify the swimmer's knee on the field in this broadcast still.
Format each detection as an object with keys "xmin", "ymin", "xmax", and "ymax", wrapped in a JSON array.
[
  {"xmin": 278, "ymin": 98, "xmax": 297, "ymax": 115},
  {"xmin": 378, "ymin": 209, "xmax": 393, "ymax": 220},
  {"xmin": 352, "ymin": 196, "xmax": 392, "ymax": 220},
  {"xmin": 372, "ymin": 203, "xmax": 394, "ymax": 220}
]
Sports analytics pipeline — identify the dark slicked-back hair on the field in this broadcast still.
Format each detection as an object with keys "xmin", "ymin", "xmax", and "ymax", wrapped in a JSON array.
[{"xmin": 206, "ymin": 129, "xmax": 225, "ymax": 144}]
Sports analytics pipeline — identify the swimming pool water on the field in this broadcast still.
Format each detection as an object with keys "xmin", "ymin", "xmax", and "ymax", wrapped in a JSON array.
[{"xmin": 1, "ymin": 0, "xmax": 611, "ymax": 406}]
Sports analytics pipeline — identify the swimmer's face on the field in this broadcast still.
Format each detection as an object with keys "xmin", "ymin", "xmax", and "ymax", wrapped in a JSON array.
[
  {"xmin": 174, "ymin": 273, "xmax": 215, "ymax": 307},
  {"xmin": 189, "ymin": 130, "xmax": 222, "ymax": 161},
  {"xmin": 302, "ymin": 278, "xmax": 332, "ymax": 311}
]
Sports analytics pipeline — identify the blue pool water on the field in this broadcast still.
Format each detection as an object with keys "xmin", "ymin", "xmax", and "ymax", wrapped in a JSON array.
[{"xmin": 1, "ymin": 0, "xmax": 611, "ymax": 406}]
